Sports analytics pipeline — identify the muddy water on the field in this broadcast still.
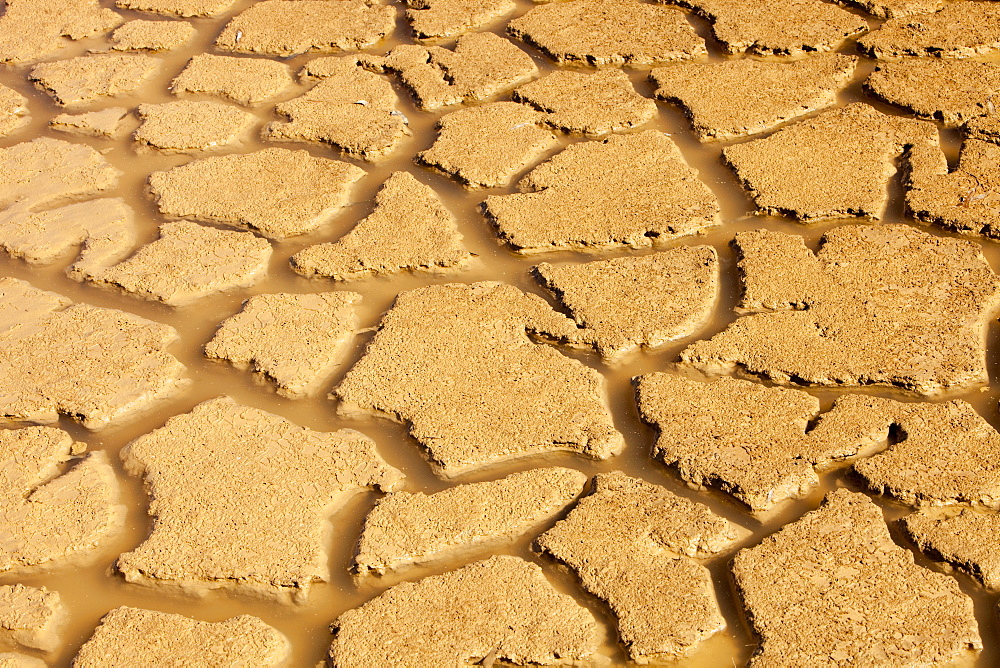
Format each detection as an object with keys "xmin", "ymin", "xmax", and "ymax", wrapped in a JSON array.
[{"xmin": 3, "ymin": 0, "xmax": 1000, "ymax": 665}]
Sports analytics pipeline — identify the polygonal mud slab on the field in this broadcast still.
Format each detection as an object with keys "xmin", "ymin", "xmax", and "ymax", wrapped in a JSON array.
[
  {"xmin": 170, "ymin": 54, "xmax": 294, "ymax": 107},
  {"xmin": 117, "ymin": 396, "xmax": 403, "ymax": 603},
  {"xmin": 0, "ymin": 279, "xmax": 186, "ymax": 429},
  {"xmin": 906, "ymin": 135, "xmax": 1000, "ymax": 240},
  {"xmin": 0, "ymin": 0, "xmax": 123, "ymax": 65},
  {"xmin": 0, "ymin": 87, "xmax": 28, "ymax": 139},
  {"xmin": 0, "ymin": 426, "xmax": 124, "ymax": 573},
  {"xmin": 359, "ymin": 32, "xmax": 537, "ymax": 111},
  {"xmin": 513, "ymin": 68, "xmax": 657, "ymax": 137},
  {"xmin": 833, "ymin": 0, "xmax": 942, "ymax": 19},
  {"xmin": 205, "ymin": 291, "xmax": 361, "ymax": 398},
  {"xmin": 538, "ymin": 472, "xmax": 744, "ymax": 662},
  {"xmin": 406, "ymin": 0, "xmax": 515, "ymax": 41},
  {"xmin": 866, "ymin": 59, "xmax": 1000, "ymax": 127},
  {"xmin": 115, "ymin": 0, "xmax": 238, "ymax": 16},
  {"xmin": 0, "ymin": 654, "xmax": 43, "ymax": 668},
  {"xmin": 335, "ymin": 282, "xmax": 623, "ymax": 477},
  {"xmin": 0, "ymin": 198, "xmax": 136, "ymax": 279},
  {"xmin": 484, "ymin": 130, "xmax": 720, "ymax": 253},
  {"xmin": 650, "ymin": 53, "xmax": 856, "ymax": 141},
  {"xmin": 507, "ymin": 0, "xmax": 706, "ymax": 67},
  {"xmin": 420, "ymin": 104, "xmax": 556, "ymax": 190},
  {"xmin": 536, "ymin": 246, "xmax": 718, "ymax": 361},
  {"xmin": 148, "ymin": 148, "xmax": 365, "ymax": 239},
  {"xmin": 723, "ymin": 103, "xmax": 938, "ymax": 221},
  {"xmin": 110, "ymin": 19, "xmax": 195, "ymax": 50},
  {"xmin": 134, "ymin": 100, "xmax": 256, "ymax": 152},
  {"xmin": 50, "ymin": 108, "xmax": 130, "ymax": 138},
  {"xmin": 265, "ymin": 59, "xmax": 408, "ymax": 161},
  {"xmin": 858, "ymin": 2, "xmax": 1000, "ymax": 59},
  {"xmin": 79, "ymin": 221, "xmax": 271, "ymax": 306},
  {"xmin": 73, "ymin": 607, "xmax": 290, "ymax": 667},
  {"xmin": 29, "ymin": 53, "xmax": 159, "ymax": 107},
  {"xmin": 733, "ymin": 489, "xmax": 982, "ymax": 666},
  {"xmin": 330, "ymin": 556, "xmax": 600, "ymax": 666},
  {"xmin": 0, "ymin": 138, "xmax": 119, "ymax": 211},
  {"xmin": 637, "ymin": 374, "xmax": 881, "ymax": 512},
  {"xmin": 0, "ymin": 585, "xmax": 66, "ymax": 653},
  {"xmin": 813, "ymin": 394, "xmax": 1000, "ymax": 509},
  {"xmin": 663, "ymin": 0, "xmax": 867, "ymax": 56},
  {"xmin": 215, "ymin": 0, "xmax": 395, "ymax": 57},
  {"xmin": 679, "ymin": 225, "xmax": 1000, "ymax": 396},
  {"xmin": 292, "ymin": 171, "xmax": 472, "ymax": 281},
  {"xmin": 902, "ymin": 507, "xmax": 1000, "ymax": 589},
  {"xmin": 354, "ymin": 467, "xmax": 587, "ymax": 576}
]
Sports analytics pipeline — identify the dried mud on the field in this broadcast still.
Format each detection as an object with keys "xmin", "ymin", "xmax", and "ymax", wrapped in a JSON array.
[{"xmin": 6, "ymin": 3, "xmax": 1000, "ymax": 667}]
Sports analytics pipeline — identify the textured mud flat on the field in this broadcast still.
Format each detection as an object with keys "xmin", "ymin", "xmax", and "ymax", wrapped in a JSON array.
[{"xmin": 5, "ymin": 1, "xmax": 1000, "ymax": 666}]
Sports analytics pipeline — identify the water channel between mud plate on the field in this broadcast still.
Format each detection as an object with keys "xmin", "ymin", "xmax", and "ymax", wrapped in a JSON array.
[{"xmin": 2, "ymin": 0, "xmax": 1000, "ymax": 665}]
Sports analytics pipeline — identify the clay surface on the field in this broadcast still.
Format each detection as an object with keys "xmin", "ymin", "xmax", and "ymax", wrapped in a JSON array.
[
  {"xmin": 330, "ymin": 555, "xmax": 599, "ymax": 666},
  {"xmin": 0, "ymin": 87, "xmax": 28, "ymax": 139},
  {"xmin": 117, "ymin": 396, "xmax": 403, "ymax": 603},
  {"xmin": 170, "ymin": 54, "xmax": 294, "ymax": 107},
  {"xmin": 266, "ymin": 59, "xmax": 408, "ymax": 161},
  {"xmin": 903, "ymin": 508, "xmax": 1000, "ymax": 589},
  {"xmin": 485, "ymin": 130, "xmax": 720, "ymax": 253},
  {"xmin": 50, "ymin": 108, "xmax": 129, "ymax": 138},
  {"xmin": 507, "ymin": 0, "xmax": 707, "ymax": 66},
  {"xmin": 215, "ymin": 0, "xmax": 395, "ymax": 57},
  {"xmin": 650, "ymin": 54, "xmax": 856, "ymax": 141},
  {"xmin": 968, "ymin": 114, "xmax": 1000, "ymax": 142},
  {"xmin": 680, "ymin": 225, "xmax": 1000, "ymax": 396},
  {"xmin": 417, "ymin": 102, "xmax": 555, "ymax": 188},
  {"xmin": 733, "ymin": 489, "xmax": 981, "ymax": 666},
  {"xmin": 134, "ymin": 100, "xmax": 255, "ymax": 152},
  {"xmin": 538, "ymin": 472, "xmax": 744, "ymax": 662},
  {"xmin": 513, "ymin": 68, "xmax": 657, "ymax": 137},
  {"xmin": 335, "ymin": 282, "xmax": 623, "ymax": 477},
  {"xmin": 205, "ymin": 291, "xmax": 361, "ymax": 398},
  {"xmin": 0, "ymin": 585, "xmax": 66, "ymax": 653},
  {"xmin": 110, "ymin": 19, "xmax": 195, "ymax": 50},
  {"xmin": 832, "ymin": 0, "xmax": 942, "ymax": 18},
  {"xmin": 0, "ymin": 654, "xmax": 44, "ymax": 668},
  {"xmin": 0, "ymin": 278, "xmax": 186, "ymax": 429},
  {"xmin": 663, "ymin": 0, "xmax": 866, "ymax": 55},
  {"xmin": 859, "ymin": 2, "xmax": 1000, "ymax": 58},
  {"xmin": 292, "ymin": 171, "xmax": 472, "ymax": 281},
  {"xmin": 0, "ymin": 138, "xmax": 119, "ymax": 210},
  {"xmin": 812, "ymin": 394, "xmax": 1000, "ymax": 508},
  {"xmin": 30, "ymin": 54, "xmax": 159, "ymax": 107},
  {"xmin": 637, "ymin": 374, "xmax": 879, "ymax": 512},
  {"xmin": 80, "ymin": 221, "xmax": 271, "ymax": 306},
  {"xmin": 73, "ymin": 607, "xmax": 290, "ymax": 667},
  {"xmin": 115, "ymin": 0, "xmax": 237, "ymax": 16},
  {"xmin": 906, "ymin": 133, "xmax": 1000, "ymax": 240},
  {"xmin": 0, "ymin": 426, "xmax": 124, "ymax": 573},
  {"xmin": 723, "ymin": 103, "xmax": 938, "ymax": 221},
  {"xmin": 406, "ymin": 0, "xmax": 515, "ymax": 41},
  {"xmin": 536, "ymin": 247, "xmax": 718, "ymax": 361},
  {"xmin": 359, "ymin": 33, "xmax": 537, "ymax": 111},
  {"xmin": 0, "ymin": 198, "xmax": 136, "ymax": 280},
  {"xmin": 0, "ymin": 0, "xmax": 123, "ymax": 65},
  {"xmin": 866, "ymin": 59, "xmax": 1000, "ymax": 127},
  {"xmin": 148, "ymin": 148, "xmax": 365, "ymax": 239},
  {"xmin": 355, "ymin": 467, "xmax": 587, "ymax": 576},
  {"xmin": 0, "ymin": 138, "xmax": 130, "ymax": 274}
]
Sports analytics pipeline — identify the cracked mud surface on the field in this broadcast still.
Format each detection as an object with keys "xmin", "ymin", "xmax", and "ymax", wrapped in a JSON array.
[{"xmin": 5, "ymin": 2, "xmax": 1000, "ymax": 667}]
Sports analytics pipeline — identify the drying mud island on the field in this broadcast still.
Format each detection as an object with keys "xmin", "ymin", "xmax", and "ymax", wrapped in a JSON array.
[{"xmin": 4, "ymin": 1, "xmax": 1000, "ymax": 666}]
